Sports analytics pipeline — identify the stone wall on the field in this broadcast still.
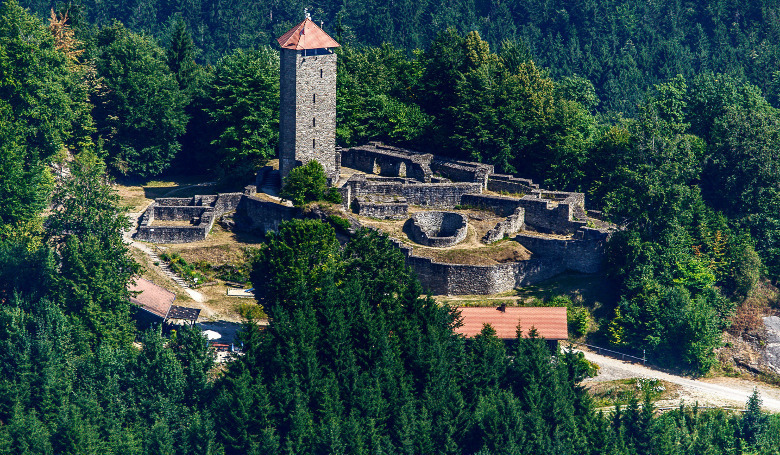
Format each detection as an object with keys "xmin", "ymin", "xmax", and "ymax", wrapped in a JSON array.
[
  {"xmin": 136, "ymin": 225, "xmax": 211, "ymax": 243},
  {"xmin": 515, "ymin": 229, "xmax": 611, "ymax": 274},
  {"xmin": 153, "ymin": 205, "xmax": 211, "ymax": 221},
  {"xmin": 235, "ymin": 196, "xmax": 297, "ymax": 234},
  {"xmin": 153, "ymin": 197, "xmax": 192, "ymax": 206},
  {"xmin": 431, "ymin": 157, "xmax": 493, "ymax": 188},
  {"xmin": 408, "ymin": 211, "xmax": 468, "ymax": 247},
  {"xmin": 392, "ymin": 230, "xmax": 608, "ymax": 295},
  {"xmin": 487, "ymin": 174, "xmax": 539, "ymax": 194},
  {"xmin": 460, "ymin": 194, "xmax": 523, "ymax": 217},
  {"xmin": 212, "ymin": 193, "xmax": 243, "ymax": 215},
  {"xmin": 344, "ymin": 174, "xmax": 482, "ymax": 208},
  {"xmin": 136, "ymin": 203, "xmax": 215, "ymax": 243},
  {"xmin": 353, "ymin": 197, "xmax": 408, "ymax": 219},
  {"xmin": 394, "ymin": 240, "xmax": 567, "ymax": 295},
  {"xmin": 483, "ymin": 207, "xmax": 525, "ymax": 243},
  {"xmin": 461, "ymin": 194, "xmax": 585, "ymax": 234},
  {"xmin": 135, "ymin": 193, "xmax": 244, "ymax": 243},
  {"xmin": 340, "ymin": 143, "xmax": 433, "ymax": 181}
]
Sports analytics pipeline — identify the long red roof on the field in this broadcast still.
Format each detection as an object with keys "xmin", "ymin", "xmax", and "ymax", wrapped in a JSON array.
[
  {"xmin": 277, "ymin": 18, "xmax": 340, "ymax": 50},
  {"xmin": 455, "ymin": 307, "xmax": 568, "ymax": 340}
]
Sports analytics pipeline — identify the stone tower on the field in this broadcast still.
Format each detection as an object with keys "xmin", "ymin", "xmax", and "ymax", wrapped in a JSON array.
[{"xmin": 277, "ymin": 17, "xmax": 340, "ymax": 182}]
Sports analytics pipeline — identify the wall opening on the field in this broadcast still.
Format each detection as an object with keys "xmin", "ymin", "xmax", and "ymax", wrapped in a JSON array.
[
  {"xmin": 313, "ymin": 117, "xmax": 316, "ymax": 127},
  {"xmin": 313, "ymin": 93, "xmax": 316, "ymax": 103},
  {"xmin": 320, "ymin": 69, "xmax": 323, "ymax": 78},
  {"xmin": 313, "ymin": 138, "xmax": 316, "ymax": 148}
]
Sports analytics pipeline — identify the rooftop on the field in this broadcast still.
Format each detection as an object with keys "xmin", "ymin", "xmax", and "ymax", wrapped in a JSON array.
[
  {"xmin": 129, "ymin": 278, "xmax": 176, "ymax": 318},
  {"xmin": 455, "ymin": 306, "xmax": 568, "ymax": 340},
  {"xmin": 277, "ymin": 18, "xmax": 340, "ymax": 50}
]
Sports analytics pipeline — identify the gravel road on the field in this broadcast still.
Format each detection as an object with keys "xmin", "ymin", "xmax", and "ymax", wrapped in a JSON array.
[{"xmin": 579, "ymin": 349, "xmax": 780, "ymax": 412}]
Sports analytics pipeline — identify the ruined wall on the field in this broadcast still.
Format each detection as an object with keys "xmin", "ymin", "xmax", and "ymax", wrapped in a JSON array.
[
  {"xmin": 408, "ymin": 211, "xmax": 468, "ymax": 247},
  {"xmin": 345, "ymin": 175, "xmax": 482, "ymax": 208},
  {"xmin": 212, "ymin": 193, "xmax": 243, "ymax": 215},
  {"xmin": 235, "ymin": 196, "xmax": 297, "ymax": 234},
  {"xmin": 431, "ymin": 157, "xmax": 493, "ymax": 188},
  {"xmin": 461, "ymin": 194, "xmax": 585, "ymax": 234},
  {"xmin": 398, "ymin": 246, "xmax": 566, "ymax": 295},
  {"xmin": 135, "ymin": 225, "xmax": 210, "ymax": 243},
  {"xmin": 135, "ymin": 205, "xmax": 215, "ymax": 243},
  {"xmin": 354, "ymin": 197, "xmax": 408, "ymax": 219},
  {"xmin": 515, "ymin": 198, "xmax": 582, "ymax": 233},
  {"xmin": 135, "ymin": 193, "xmax": 243, "ymax": 243},
  {"xmin": 483, "ymin": 207, "xmax": 525, "ymax": 243},
  {"xmin": 340, "ymin": 143, "xmax": 432, "ymax": 181},
  {"xmin": 515, "ymin": 229, "xmax": 611, "ymax": 274},
  {"xmin": 153, "ymin": 197, "xmax": 192, "ymax": 206},
  {"xmin": 460, "ymin": 194, "xmax": 523, "ymax": 217},
  {"xmin": 153, "ymin": 206, "xmax": 210, "ymax": 221},
  {"xmin": 487, "ymin": 174, "xmax": 539, "ymax": 194}
]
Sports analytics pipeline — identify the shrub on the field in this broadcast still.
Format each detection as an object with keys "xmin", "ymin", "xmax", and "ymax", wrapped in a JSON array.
[
  {"xmin": 327, "ymin": 215, "xmax": 351, "ymax": 233},
  {"xmin": 280, "ymin": 160, "xmax": 330, "ymax": 206}
]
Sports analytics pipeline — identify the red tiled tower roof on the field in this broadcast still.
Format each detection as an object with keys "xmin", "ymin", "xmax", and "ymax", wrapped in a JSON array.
[
  {"xmin": 455, "ymin": 307, "xmax": 568, "ymax": 340},
  {"xmin": 277, "ymin": 18, "xmax": 340, "ymax": 50}
]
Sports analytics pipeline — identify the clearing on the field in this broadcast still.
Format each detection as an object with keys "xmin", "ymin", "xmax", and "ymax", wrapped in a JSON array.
[{"xmin": 579, "ymin": 348, "xmax": 780, "ymax": 412}]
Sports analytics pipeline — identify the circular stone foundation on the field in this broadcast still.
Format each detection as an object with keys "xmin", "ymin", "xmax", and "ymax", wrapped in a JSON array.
[{"xmin": 409, "ymin": 211, "xmax": 468, "ymax": 247}]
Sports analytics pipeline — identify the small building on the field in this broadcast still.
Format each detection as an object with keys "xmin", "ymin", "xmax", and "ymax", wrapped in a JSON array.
[
  {"xmin": 129, "ymin": 278, "xmax": 200, "ymax": 328},
  {"xmin": 455, "ymin": 307, "xmax": 568, "ymax": 346}
]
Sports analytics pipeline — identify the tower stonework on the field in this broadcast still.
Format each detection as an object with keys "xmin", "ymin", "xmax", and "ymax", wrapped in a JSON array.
[{"xmin": 277, "ymin": 19, "xmax": 340, "ymax": 182}]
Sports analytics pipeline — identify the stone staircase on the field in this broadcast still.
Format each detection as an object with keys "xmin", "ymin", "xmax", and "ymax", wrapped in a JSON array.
[
  {"xmin": 146, "ymin": 249, "xmax": 190, "ymax": 289},
  {"xmin": 259, "ymin": 169, "xmax": 281, "ymax": 191}
]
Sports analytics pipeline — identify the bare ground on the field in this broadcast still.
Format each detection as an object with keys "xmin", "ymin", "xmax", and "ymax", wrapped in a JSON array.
[{"xmin": 580, "ymin": 348, "xmax": 780, "ymax": 412}]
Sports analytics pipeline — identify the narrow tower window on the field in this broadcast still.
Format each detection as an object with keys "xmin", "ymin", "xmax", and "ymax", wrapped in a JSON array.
[
  {"xmin": 313, "ymin": 138, "xmax": 316, "ymax": 148},
  {"xmin": 313, "ymin": 93, "xmax": 316, "ymax": 103},
  {"xmin": 313, "ymin": 117, "xmax": 316, "ymax": 127},
  {"xmin": 320, "ymin": 69, "xmax": 323, "ymax": 78}
]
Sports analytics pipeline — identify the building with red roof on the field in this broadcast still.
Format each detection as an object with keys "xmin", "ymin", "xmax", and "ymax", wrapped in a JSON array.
[
  {"xmin": 128, "ymin": 278, "xmax": 200, "ymax": 327},
  {"xmin": 455, "ymin": 306, "xmax": 568, "ymax": 340}
]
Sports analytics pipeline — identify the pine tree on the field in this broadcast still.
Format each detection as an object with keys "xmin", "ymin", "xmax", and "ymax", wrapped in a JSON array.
[{"xmin": 166, "ymin": 15, "xmax": 200, "ymax": 96}]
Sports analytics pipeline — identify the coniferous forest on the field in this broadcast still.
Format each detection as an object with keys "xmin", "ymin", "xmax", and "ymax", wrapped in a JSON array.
[{"xmin": 4, "ymin": 0, "xmax": 780, "ymax": 452}]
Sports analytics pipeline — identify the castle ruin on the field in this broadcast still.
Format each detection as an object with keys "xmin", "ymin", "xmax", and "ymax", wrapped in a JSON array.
[{"xmin": 135, "ymin": 16, "xmax": 613, "ymax": 295}]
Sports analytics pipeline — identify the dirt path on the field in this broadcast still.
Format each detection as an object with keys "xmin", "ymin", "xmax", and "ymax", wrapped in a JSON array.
[
  {"xmin": 123, "ymin": 189, "xmax": 206, "ymax": 304},
  {"xmin": 579, "ymin": 349, "xmax": 780, "ymax": 412}
]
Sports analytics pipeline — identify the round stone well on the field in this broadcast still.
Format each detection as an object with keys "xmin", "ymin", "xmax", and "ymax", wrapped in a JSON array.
[{"xmin": 408, "ymin": 211, "xmax": 468, "ymax": 247}]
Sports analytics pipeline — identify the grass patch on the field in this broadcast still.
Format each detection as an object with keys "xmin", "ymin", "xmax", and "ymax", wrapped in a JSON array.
[
  {"xmin": 588, "ymin": 378, "xmax": 678, "ymax": 408},
  {"xmin": 516, "ymin": 272, "xmax": 619, "ymax": 324},
  {"xmin": 413, "ymin": 239, "xmax": 531, "ymax": 265}
]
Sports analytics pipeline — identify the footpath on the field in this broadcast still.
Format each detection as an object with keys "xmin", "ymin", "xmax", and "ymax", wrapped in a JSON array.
[{"xmin": 578, "ymin": 349, "xmax": 780, "ymax": 412}]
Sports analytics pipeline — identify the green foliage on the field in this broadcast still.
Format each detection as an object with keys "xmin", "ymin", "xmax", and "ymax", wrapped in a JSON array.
[
  {"xmin": 0, "ymin": 0, "xmax": 92, "ymax": 161},
  {"xmin": 159, "ymin": 252, "xmax": 209, "ymax": 286},
  {"xmin": 336, "ymin": 44, "xmax": 431, "ymax": 147},
  {"xmin": 91, "ymin": 22, "xmax": 187, "ymax": 178},
  {"xmin": 279, "ymin": 160, "xmax": 331, "ymax": 207},
  {"xmin": 231, "ymin": 219, "xmax": 603, "ymax": 454},
  {"xmin": 326, "ymin": 214, "xmax": 350, "ymax": 233},
  {"xmin": 741, "ymin": 389, "xmax": 768, "ymax": 446},
  {"xmin": 47, "ymin": 150, "xmax": 138, "ymax": 347},
  {"xmin": 200, "ymin": 47, "xmax": 279, "ymax": 182},
  {"xmin": 166, "ymin": 15, "xmax": 202, "ymax": 97},
  {"xmin": 249, "ymin": 218, "xmax": 339, "ymax": 308}
]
